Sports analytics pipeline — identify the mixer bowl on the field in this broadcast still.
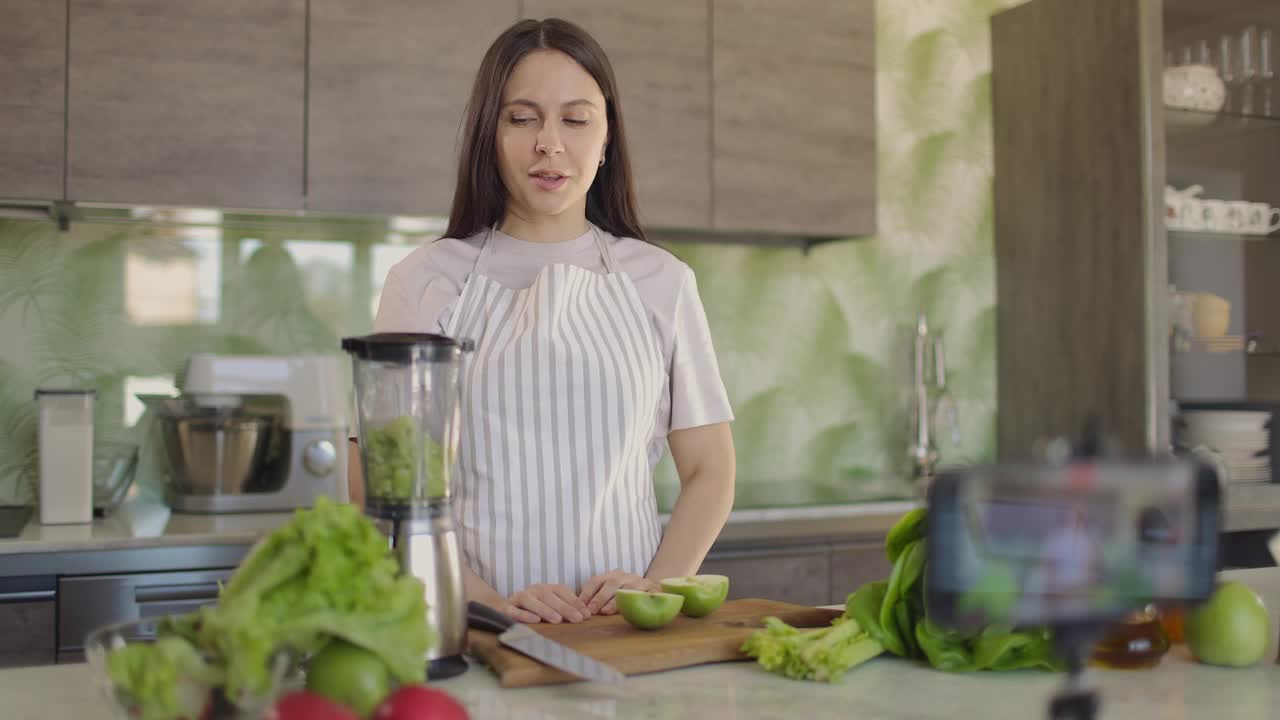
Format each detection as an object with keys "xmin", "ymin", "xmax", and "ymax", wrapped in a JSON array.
[{"xmin": 162, "ymin": 414, "xmax": 271, "ymax": 495}]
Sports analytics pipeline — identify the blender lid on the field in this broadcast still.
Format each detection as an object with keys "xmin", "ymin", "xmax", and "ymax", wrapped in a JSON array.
[{"xmin": 341, "ymin": 333, "xmax": 474, "ymax": 363}]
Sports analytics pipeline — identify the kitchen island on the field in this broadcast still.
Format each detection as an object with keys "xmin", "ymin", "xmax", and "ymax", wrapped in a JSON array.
[
  {"xmin": 5, "ymin": 569, "xmax": 1279, "ymax": 719},
  {"xmin": 3, "ymin": 639, "xmax": 1276, "ymax": 719}
]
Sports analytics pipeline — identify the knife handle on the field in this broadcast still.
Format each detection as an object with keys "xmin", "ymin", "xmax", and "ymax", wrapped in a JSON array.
[{"xmin": 467, "ymin": 601, "xmax": 516, "ymax": 633}]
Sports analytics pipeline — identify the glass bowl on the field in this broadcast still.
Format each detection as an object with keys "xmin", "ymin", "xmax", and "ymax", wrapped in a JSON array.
[
  {"xmin": 94, "ymin": 442, "xmax": 139, "ymax": 515},
  {"xmin": 85, "ymin": 617, "xmax": 303, "ymax": 720}
]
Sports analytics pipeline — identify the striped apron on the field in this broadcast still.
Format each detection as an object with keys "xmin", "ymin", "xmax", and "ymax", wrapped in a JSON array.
[{"xmin": 444, "ymin": 226, "xmax": 665, "ymax": 598}]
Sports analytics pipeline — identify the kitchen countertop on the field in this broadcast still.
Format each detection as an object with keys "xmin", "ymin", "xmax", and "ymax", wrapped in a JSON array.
[
  {"xmin": 7, "ymin": 569, "xmax": 1280, "ymax": 720},
  {"xmin": 0, "ymin": 495, "xmax": 292, "ymax": 555},
  {"xmin": 5, "ymin": 649, "xmax": 1277, "ymax": 720},
  {"xmin": 0, "ymin": 493, "xmax": 918, "ymax": 557},
  {"xmin": 1, "ymin": 476, "xmax": 1276, "ymax": 558}
]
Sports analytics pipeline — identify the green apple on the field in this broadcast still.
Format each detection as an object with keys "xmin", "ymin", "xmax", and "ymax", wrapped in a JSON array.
[
  {"xmin": 1186, "ymin": 581, "xmax": 1271, "ymax": 667},
  {"xmin": 306, "ymin": 639, "xmax": 393, "ymax": 717},
  {"xmin": 616, "ymin": 589, "xmax": 684, "ymax": 630},
  {"xmin": 660, "ymin": 575, "xmax": 730, "ymax": 618}
]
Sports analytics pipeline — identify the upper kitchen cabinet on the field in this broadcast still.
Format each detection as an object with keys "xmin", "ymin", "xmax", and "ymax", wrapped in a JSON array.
[
  {"xmin": 66, "ymin": 1, "xmax": 306, "ymax": 210},
  {"xmin": 991, "ymin": 0, "xmax": 1163, "ymax": 456},
  {"xmin": 712, "ymin": 0, "xmax": 876, "ymax": 237},
  {"xmin": 992, "ymin": 0, "xmax": 1280, "ymax": 458},
  {"xmin": 0, "ymin": 1, "xmax": 66, "ymax": 201},
  {"xmin": 307, "ymin": 1, "xmax": 518, "ymax": 216},
  {"xmin": 523, "ymin": 1, "xmax": 712, "ymax": 230}
]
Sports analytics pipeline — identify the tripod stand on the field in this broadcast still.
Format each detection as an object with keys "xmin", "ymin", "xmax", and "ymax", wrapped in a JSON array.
[{"xmin": 1046, "ymin": 622, "xmax": 1108, "ymax": 720}]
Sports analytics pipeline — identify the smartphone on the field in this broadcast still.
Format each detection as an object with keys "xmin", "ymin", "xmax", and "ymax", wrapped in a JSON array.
[{"xmin": 925, "ymin": 459, "xmax": 1220, "ymax": 631}]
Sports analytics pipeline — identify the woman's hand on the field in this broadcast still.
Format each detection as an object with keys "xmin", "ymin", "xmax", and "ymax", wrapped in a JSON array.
[
  {"xmin": 578, "ymin": 570, "xmax": 661, "ymax": 615},
  {"xmin": 506, "ymin": 584, "xmax": 591, "ymax": 624}
]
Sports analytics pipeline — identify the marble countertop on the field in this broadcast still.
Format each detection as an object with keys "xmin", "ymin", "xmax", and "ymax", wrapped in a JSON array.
[
  {"xmin": 4, "ymin": 649, "xmax": 1278, "ymax": 720},
  {"xmin": 0, "ymin": 492, "xmax": 917, "ymax": 557},
  {"xmin": 1, "ymin": 475, "xmax": 1275, "ymax": 558},
  {"xmin": 4, "ymin": 570, "xmax": 1279, "ymax": 719},
  {"xmin": 0, "ymin": 492, "xmax": 293, "ymax": 555}
]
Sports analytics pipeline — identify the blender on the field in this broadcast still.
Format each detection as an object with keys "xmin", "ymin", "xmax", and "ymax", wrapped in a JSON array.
[{"xmin": 342, "ymin": 332, "xmax": 473, "ymax": 679}]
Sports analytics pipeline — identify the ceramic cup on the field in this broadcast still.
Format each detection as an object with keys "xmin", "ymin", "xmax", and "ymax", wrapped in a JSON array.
[
  {"xmin": 1201, "ymin": 199, "xmax": 1230, "ymax": 232},
  {"xmin": 1245, "ymin": 202, "xmax": 1280, "ymax": 235},
  {"xmin": 1225, "ymin": 201, "xmax": 1251, "ymax": 233}
]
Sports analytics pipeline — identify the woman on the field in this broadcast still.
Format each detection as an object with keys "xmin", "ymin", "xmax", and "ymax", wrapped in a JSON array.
[{"xmin": 353, "ymin": 18, "xmax": 735, "ymax": 625}]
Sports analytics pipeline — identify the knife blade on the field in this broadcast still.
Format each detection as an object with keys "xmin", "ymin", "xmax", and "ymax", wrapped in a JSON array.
[{"xmin": 467, "ymin": 601, "xmax": 627, "ymax": 685}]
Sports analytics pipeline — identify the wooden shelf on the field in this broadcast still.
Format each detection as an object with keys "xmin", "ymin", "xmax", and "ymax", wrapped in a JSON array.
[
  {"xmin": 1166, "ymin": 106, "xmax": 1280, "ymax": 144},
  {"xmin": 1168, "ymin": 228, "xmax": 1279, "ymax": 240}
]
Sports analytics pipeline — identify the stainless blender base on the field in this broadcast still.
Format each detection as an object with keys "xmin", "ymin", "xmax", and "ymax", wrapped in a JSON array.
[{"xmin": 428, "ymin": 654, "xmax": 468, "ymax": 680}]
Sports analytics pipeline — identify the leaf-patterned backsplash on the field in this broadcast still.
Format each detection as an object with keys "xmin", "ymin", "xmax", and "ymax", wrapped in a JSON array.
[{"xmin": 0, "ymin": 0, "xmax": 1022, "ymax": 510}]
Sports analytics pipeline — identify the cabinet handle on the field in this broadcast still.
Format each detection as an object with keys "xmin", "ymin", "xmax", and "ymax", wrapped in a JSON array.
[
  {"xmin": 134, "ymin": 583, "xmax": 221, "ymax": 603},
  {"xmin": 0, "ymin": 590, "xmax": 55, "ymax": 603}
]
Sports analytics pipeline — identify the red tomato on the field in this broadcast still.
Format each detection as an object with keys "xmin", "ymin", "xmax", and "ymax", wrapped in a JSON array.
[
  {"xmin": 372, "ymin": 684, "xmax": 469, "ymax": 720},
  {"xmin": 266, "ymin": 691, "xmax": 360, "ymax": 720}
]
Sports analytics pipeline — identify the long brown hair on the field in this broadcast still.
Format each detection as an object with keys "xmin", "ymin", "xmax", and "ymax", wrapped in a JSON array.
[{"xmin": 444, "ymin": 18, "xmax": 646, "ymax": 242}]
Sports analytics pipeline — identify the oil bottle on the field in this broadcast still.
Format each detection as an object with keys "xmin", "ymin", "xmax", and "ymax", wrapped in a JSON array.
[{"xmin": 1089, "ymin": 604, "xmax": 1171, "ymax": 669}]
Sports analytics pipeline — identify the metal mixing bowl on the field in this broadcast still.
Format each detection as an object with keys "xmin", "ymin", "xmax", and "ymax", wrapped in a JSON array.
[{"xmin": 161, "ymin": 414, "xmax": 271, "ymax": 495}]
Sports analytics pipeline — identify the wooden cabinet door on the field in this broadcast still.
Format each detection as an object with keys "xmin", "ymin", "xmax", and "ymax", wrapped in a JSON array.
[
  {"xmin": 307, "ymin": 1, "xmax": 518, "ymax": 216},
  {"xmin": 0, "ymin": 601, "xmax": 54, "ymax": 668},
  {"xmin": 66, "ymin": 0, "xmax": 306, "ymax": 210},
  {"xmin": 712, "ymin": 0, "xmax": 876, "ymax": 236},
  {"xmin": 522, "ymin": 1, "xmax": 712, "ymax": 230},
  {"xmin": 829, "ymin": 541, "xmax": 893, "ymax": 605},
  {"xmin": 0, "ymin": 1, "xmax": 66, "ymax": 201},
  {"xmin": 700, "ymin": 546, "xmax": 831, "ymax": 606},
  {"xmin": 991, "ymin": 0, "xmax": 1162, "ymax": 455}
]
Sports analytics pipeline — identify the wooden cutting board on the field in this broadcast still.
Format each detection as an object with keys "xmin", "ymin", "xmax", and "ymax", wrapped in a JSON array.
[{"xmin": 467, "ymin": 598, "xmax": 842, "ymax": 687}]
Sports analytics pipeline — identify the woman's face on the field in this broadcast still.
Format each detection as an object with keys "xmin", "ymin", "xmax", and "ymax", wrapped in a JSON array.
[{"xmin": 496, "ymin": 49, "xmax": 609, "ymax": 226}]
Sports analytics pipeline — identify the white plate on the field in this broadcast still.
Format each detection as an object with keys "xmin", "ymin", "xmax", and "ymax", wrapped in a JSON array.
[
  {"xmin": 1185, "ymin": 426, "xmax": 1270, "ymax": 438},
  {"xmin": 1223, "ymin": 461, "xmax": 1264, "ymax": 474},
  {"xmin": 1223, "ymin": 450, "xmax": 1270, "ymax": 459},
  {"xmin": 1183, "ymin": 410, "xmax": 1272, "ymax": 424},
  {"xmin": 1224, "ymin": 460, "xmax": 1270, "ymax": 472},
  {"xmin": 1185, "ymin": 433, "xmax": 1270, "ymax": 448}
]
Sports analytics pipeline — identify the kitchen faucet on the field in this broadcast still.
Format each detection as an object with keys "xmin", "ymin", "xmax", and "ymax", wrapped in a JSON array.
[{"xmin": 907, "ymin": 312, "xmax": 957, "ymax": 489}]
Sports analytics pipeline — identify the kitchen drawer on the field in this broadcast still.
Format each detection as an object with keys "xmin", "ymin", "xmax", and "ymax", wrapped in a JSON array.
[
  {"xmin": 699, "ymin": 546, "xmax": 831, "ymax": 607},
  {"xmin": 57, "ymin": 568, "xmax": 232, "ymax": 662}
]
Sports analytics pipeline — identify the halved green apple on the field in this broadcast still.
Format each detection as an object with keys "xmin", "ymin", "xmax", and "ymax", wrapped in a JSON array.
[
  {"xmin": 616, "ymin": 589, "xmax": 684, "ymax": 630},
  {"xmin": 660, "ymin": 574, "xmax": 730, "ymax": 617}
]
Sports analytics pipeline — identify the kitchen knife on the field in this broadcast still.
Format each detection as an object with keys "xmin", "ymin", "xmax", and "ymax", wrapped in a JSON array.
[{"xmin": 467, "ymin": 601, "xmax": 627, "ymax": 685}]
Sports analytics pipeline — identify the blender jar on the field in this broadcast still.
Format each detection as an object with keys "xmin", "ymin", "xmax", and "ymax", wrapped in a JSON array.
[{"xmin": 341, "ymin": 333, "xmax": 469, "ymax": 515}]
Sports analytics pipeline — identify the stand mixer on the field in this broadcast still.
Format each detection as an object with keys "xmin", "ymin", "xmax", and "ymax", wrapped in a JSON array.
[
  {"xmin": 146, "ymin": 354, "xmax": 350, "ymax": 513},
  {"xmin": 342, "ymin": 333, "xmax": 473, "ymax": 680}
]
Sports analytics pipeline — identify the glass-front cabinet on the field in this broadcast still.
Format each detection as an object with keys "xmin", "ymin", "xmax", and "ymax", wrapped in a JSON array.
[
  {"xmin": 991, "ymin": 0, "xmax": 1280, "ymax": 492},
  {"xmin": 1165, "ymin": 2, "xmax": 1280, "ymax": 403}
]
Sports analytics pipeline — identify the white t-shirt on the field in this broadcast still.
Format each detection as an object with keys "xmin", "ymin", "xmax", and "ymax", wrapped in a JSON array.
[{"xmin": 372, "ymin": 225, "xmax": 734, "ymax": 473}]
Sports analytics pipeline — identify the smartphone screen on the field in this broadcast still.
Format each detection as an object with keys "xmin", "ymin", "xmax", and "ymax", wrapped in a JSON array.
[{"xmin": 926, "ymin": 460, "xmax": 1220, "ymax": 630}]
